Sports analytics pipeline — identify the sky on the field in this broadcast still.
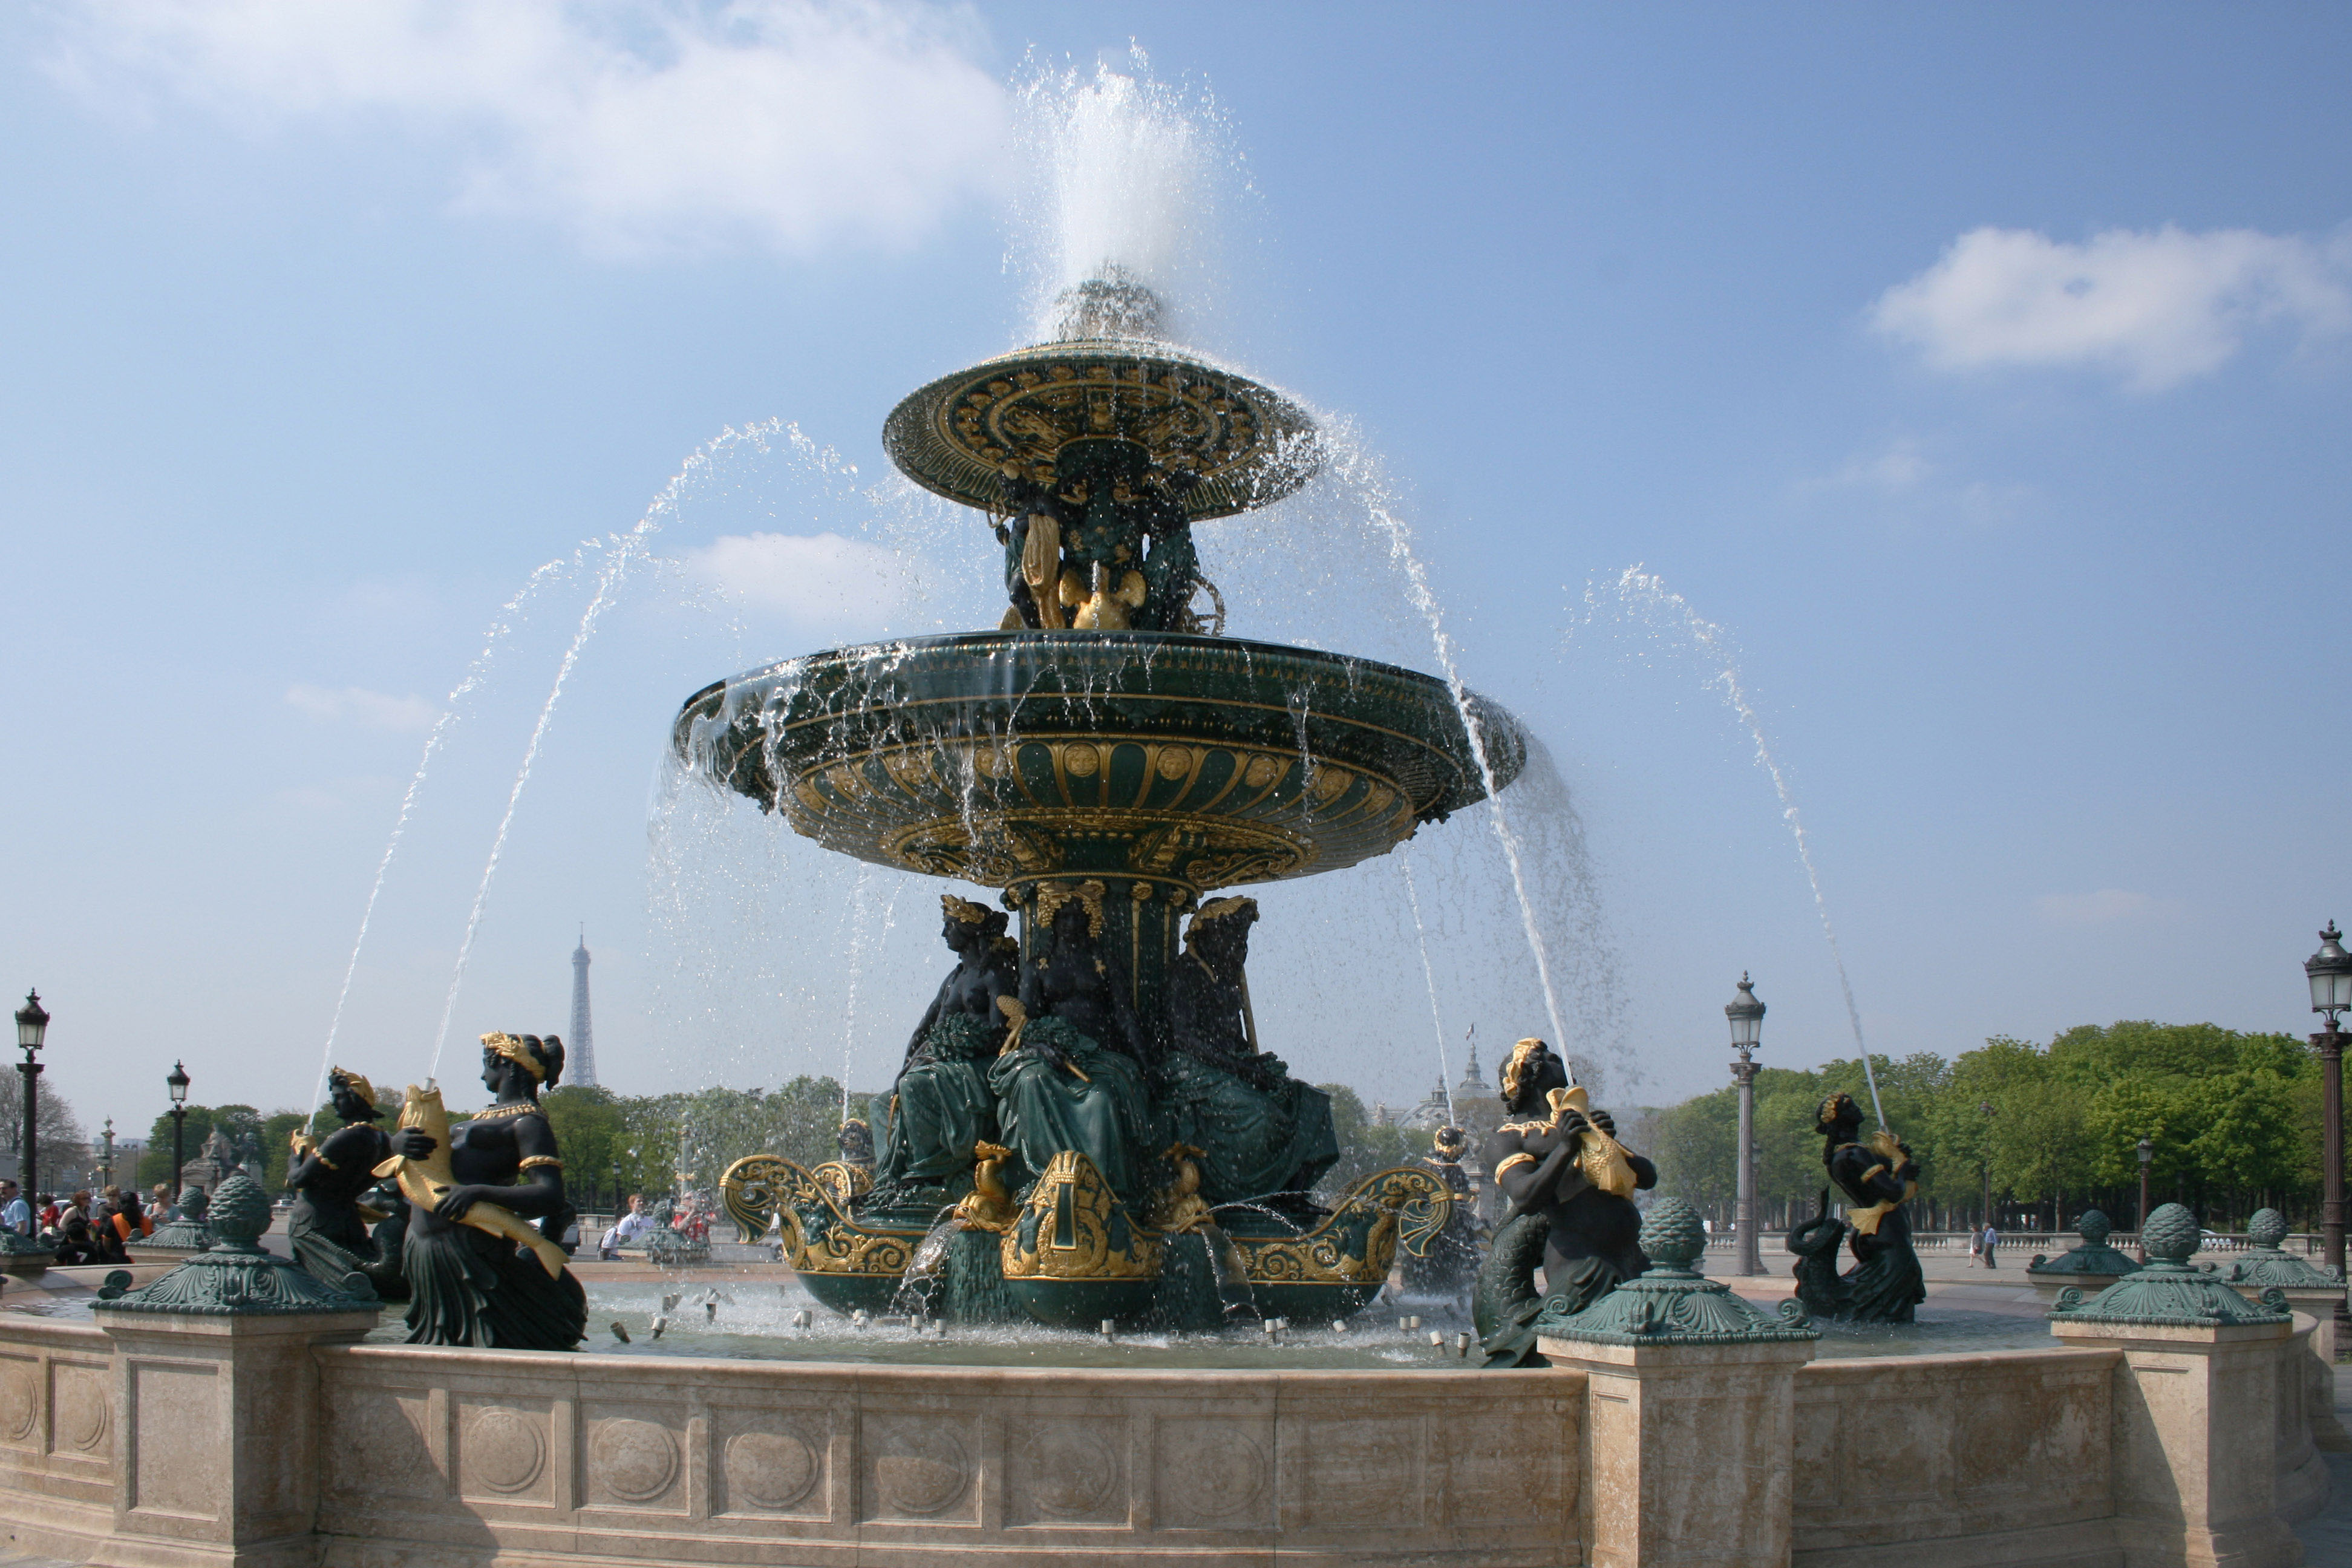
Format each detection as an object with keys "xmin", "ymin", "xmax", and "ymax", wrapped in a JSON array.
[{"xmin": 4, "ymin": 2, "xmax": 2350, "ymax": 1142}]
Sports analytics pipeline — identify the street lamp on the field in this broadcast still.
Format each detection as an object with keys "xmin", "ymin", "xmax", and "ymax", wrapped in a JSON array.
[
  {"xmin": 2304, "ymin": 921, "xmax": 2352, "ymax": 1337},
  {"xmin": 99, "ymin": 1119, "xmax": 115, "ymax": 1191},
  {"xmin": 167, "ymin": 1060, "xmax": 192, "ymax": 1194},
  {"xmin": 1725, "ymin": 973, "xmax": 1765, "ymax": 1277},
  {"xmin": 15, "ymin": 990, "xmax": 48, "ymax": 1197},
  {"xmin": 1979, "ymin": 1101, "xmax": 1995, "ymax": 1232},
  {"xmin": 2135, "ymin": 1137, "xmax": 2153, "ymax": 1256}
]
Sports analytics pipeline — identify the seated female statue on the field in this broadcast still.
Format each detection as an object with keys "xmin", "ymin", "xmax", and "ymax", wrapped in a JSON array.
[
  {"xmin": 987, "ymin": 884, "xmax": 1152, "ymax": 1201},
  {"xmin": 1161, "ymin": 897, "xmax": 1337, "ymax": 1209},
  {"xmin": 286, "ymin": 1067, "xmax": 408, "ymax": 1299},
  {"xmin": 873, "ymin": 895, "xmax": 1015, "ymax": 1200},
  {"xmin": 393, "ymin": 1033, "xmax": 587, "ymax": 1350}
]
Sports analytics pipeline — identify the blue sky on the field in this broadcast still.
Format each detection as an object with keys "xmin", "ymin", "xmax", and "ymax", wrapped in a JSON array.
[{"xmin": 4, "ymin": 2, "xmax": 2349, "ymax": 1137}]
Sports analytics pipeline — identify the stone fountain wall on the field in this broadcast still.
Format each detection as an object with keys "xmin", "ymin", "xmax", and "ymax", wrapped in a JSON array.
[{"xmin": 0, "ymin": 1310, "xmax": 2330, "ymax": 1568}]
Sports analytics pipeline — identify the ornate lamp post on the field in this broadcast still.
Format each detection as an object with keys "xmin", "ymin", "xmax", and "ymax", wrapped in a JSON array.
[
  {"xmin": 1979, "ymin": 1101, "xmax": 1995, "ymax": 1230},
  {"xmin": 167, "ymin": 1060, "xmax": 192, "ymax": 1194},
  {"xmin": 15, "ymin": 990, "xmax": 48, "ymax": 1196},
  {"xmin": 99, "ymin": 1119, "xmax": 115, "ymax": 1191},
  {"xmin": 1725, "ymin": 973, "xmax": 1765, "ymax": 1276},
  {"xmin": 2303, "ymin": 921, "xmax": 2352, "ymax": 1336},
  {"xmin": 2135, "ymin": 1137, "xmax": 2153, "ymax": 1258}
]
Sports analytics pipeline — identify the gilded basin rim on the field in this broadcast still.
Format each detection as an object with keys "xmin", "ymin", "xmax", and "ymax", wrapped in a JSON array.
[{"xmin": 881, "ymin": 336, "xmax": 1322, "ymax": 523}]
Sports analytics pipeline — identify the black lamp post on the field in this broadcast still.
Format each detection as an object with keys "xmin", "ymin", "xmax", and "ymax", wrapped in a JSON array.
[
  {"xmin": 2303, "ymin": 921, "xmax": 2351, "ymax": 1336},
  {"xmin": 167, "ymin": 1060, "xmax": 191, "ymax": 1194},
  {"xmin": 2135, "ymin": 1136, "xmax": 2153, "ymax": 1258},
  {"xmin": 15, "ymin": 990, "xmax": 48, "ymax": 1197},
  {"xmin": 1725, "ymin": 973, "xmax": 1765, "ymax": 1276},
  {"xmin": 99, "ymin": 1118, "xmax": 114, "ymax": 1191}
]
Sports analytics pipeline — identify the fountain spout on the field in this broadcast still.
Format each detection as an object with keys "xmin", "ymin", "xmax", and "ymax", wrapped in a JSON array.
[{"xmin": 1051, "ymin": 267, "xmax": 1167, "ymax": 342}]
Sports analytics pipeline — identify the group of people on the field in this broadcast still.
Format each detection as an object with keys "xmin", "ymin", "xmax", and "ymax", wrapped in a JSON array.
[
  {"xmin": 595, "ymin": 1191, "xmax": 712, "ymax": 1259},
  {"xmin": 0, "ymin": 1176, "xmax": 168, "ymax": 1264}
]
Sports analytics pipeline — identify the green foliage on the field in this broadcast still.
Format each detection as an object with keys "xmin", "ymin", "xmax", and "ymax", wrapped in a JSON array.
[
  {"xmin": 1313, "ymin": 1084, "xmax": 1422, "ymax": 1202},
  {"xmin": 1645, "ymin": 1021, "xmax": 2331, "ymax": 1229}
]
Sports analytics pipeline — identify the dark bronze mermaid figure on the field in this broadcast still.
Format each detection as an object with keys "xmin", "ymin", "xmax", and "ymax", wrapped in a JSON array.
[
  {"xmin": 1788, "ymin": 1091, "xmax": 1926, "ymax": 1324},
  {"xmin": 286, "ymin": 1067, "xmax": 408, "ymax": 1300},
  {"xmin": 393, "ymin": 1033, "xmax": 587, "ymax": 1350}
]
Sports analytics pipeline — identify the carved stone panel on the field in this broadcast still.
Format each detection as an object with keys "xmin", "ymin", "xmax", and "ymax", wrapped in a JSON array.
[
  {"xmin": 859, "ymin": 1411, "xmax": 979, "ymax": 1524},
  {"xmin": 52, "ymin": 1361, "xmax": 113, "ymax": 1459},
  {"xmin": 127, "ymin": 1362, "xmax": 216, "ymax": 1519},
  {"xmin": 1007, "ymin": 1416, "xmax": 1127, "ymax": 1527},
  {"xmin": 457, "ymin": 1401, "xmax": 553, "ymax": 1505},
  {"xmin": 1153, "ymin": 1412, "xmax": 1274, "ymax": 1530},
  {"xmin": 714, "ymin": 1408, "xmax": 828, "ymax": 1518},
  {"xmin": 328, "ymin": 1387, "xmax": 443, "ymax": 1501},
  {"xmin": 1285, "ymin": 1414, "xmax": 1425, "ymax": 1530},
  {"xmin": 581, "ymin": 1405, "xmax": 687, "ymax": 1514},
  {"xmin": 0, "ymin": 1354, "xmax": 36, "ymax": 1448}
]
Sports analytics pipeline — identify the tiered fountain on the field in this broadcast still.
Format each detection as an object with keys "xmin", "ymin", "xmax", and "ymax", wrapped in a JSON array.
[{"xmin": 678, "ymin": 272, "xmax": 1523, "ymax": 1328}]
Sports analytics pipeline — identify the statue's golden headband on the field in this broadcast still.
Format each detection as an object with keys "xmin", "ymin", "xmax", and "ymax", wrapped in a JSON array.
[
  {"xmin": 1817, "ymin": 1092, "xmax": 1860, "ymax": 1128},
  {"xmin": 328, "ymin": 1067, "xmax": 377, "ymax": 1106},
  {"xmin": 1501, "ymin": 1037, "xmax": 1552, "ymax": 1104},
  {"xmin": 941, "ymin": 893, "xmax": 996, "ymax": 926},
  {"xmin": 1031, "ymin": 879, "xmax": 1107, "ymax": 938},
  {"xmin": 482, "ymin": 1033, "xmax": 547, "ymax": 1082},
  {"xmin": 1185, "ymin": 896, "xmax": 1257, "ymax": 941}
]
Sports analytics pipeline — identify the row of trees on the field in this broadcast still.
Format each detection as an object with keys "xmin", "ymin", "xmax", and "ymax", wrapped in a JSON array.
[{"xmin": 1634, "ymin": 1021, "xmax": 2334, "ymax": 1235}]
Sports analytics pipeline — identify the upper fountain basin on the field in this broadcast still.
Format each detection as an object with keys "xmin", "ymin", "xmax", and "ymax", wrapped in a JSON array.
[{"xmin": 675, "ymin": 631, "xmax": 1523, "ymax": 897}]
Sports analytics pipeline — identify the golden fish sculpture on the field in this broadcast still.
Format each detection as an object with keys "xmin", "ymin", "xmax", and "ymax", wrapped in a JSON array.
[
  {"xmin": 1550, "ymin": 1084, "xmax": 1638, "ymax": 1199},
  {"xmin": 370, "ymin": 1083, "xmax": 569, "ymax": 1279}
]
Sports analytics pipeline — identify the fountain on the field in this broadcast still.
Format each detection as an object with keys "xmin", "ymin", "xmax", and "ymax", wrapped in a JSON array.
[{"xmin": 679, "ymin": 272, "xmax": 1506, "ymax": 1328}]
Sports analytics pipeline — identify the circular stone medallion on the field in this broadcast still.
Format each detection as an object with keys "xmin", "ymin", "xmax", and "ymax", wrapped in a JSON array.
[
  {"xmin": 0, "ymin": 1363, "xmax": 36, "ymax": 1443},
  {"xmin": 1021, "ymin": 1424, "xmax": 1116, "ymax": 1519},
  {"xmin": 590, "ymin": 1417, "xmax": 679, "ymax": 1503},
  {"xmin": 725, "ymin": 1429, "xmax": 821, "ymax": 1512},
  {"xmin": 466, "ymin": 1408, "xmax": 546, "ymax": 1494},
  {"xmin": 872, "ymin": 1424, "xmax": 970, "ymax": 1516}
]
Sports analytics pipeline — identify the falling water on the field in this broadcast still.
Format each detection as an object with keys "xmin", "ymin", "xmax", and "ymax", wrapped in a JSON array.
[
  {"xmin": 427, "ymin": 420, "xmax": 787, "ymax": 1079},
  {"xmin": 308, "ymin": 551, "xmax": 575, "ymax": 1113},
  {"xmin": 1396, "ymin": 844, "xmax": 1455, "ymax": 1117},
  {"xmin": 835, "ymin": 866, "xmax": 881, "ymax": 1119},
  {"xmin": 1581, "ymin": 566, "xmax": 1883, "ymax": 1125}
]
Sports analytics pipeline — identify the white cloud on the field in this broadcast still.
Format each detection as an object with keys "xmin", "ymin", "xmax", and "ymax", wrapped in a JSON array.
[
  {"xmin": 286, "ymin": 684, "xmax": 439, "ymax": 731},
  {"xmin": 681, "ymin": 531, "xmax": 908, "ymax": 630},
  {"xmin": 1827, "ymin": 437, "xmax": 1930, "ymax": 494},
  {"xmin": 1872, "ymin": 224, "xmax": 2352, "ymax": 391},
  {"xmin": 2034, "ymin": 889, "xmax": 2176, "ymax": 927},
  {"xmin": 44, "ymin": 0, "xmax": 1010, "ymax": 257}
]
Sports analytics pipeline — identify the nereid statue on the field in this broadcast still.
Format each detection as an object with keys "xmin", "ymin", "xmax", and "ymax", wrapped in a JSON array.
[
  {"xmin": 1788, "ymin": 1091, "xmax": 1926, "ymax": 1324},
  {"xmin": 383, "ymin": 1033, "xmax": 587, "ymax": 1351},
  {"xmin": 1477, "ymin": 1038, "xmax": 1655, "ymax": 1366},
  {"xmin": 286, "ymin": 1067, "xmax": 408, "ymax": 1300},
  {"xmin": 874, "ymin": 895, "xmax": 1014, "ymax": 1201}
]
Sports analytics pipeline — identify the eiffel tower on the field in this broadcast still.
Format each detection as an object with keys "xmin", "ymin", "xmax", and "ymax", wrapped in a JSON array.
[{"xmin": 568, "ymin": 929, "xmax": 599, "ymax": 1088}]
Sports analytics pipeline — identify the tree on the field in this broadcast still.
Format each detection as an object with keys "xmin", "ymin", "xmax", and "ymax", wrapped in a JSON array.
[
  {"xmin": 1315, "ymin": 1085, "xmax": 1420, "ymax": 1203},
  {"xmin": 0, "ymin": 1071, "xmax": 90, "ymax": 1195}
]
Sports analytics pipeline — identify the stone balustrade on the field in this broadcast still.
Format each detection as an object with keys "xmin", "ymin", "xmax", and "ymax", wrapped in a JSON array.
[{"xmin": 0, "ymin": 1297, "xmax": 2330, "ymax": 1566}]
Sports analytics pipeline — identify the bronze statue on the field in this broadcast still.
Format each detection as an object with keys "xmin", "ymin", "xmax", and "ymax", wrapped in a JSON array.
[
  {"xmin": 387, "ymin": 1033, "xmax": 586, "ymax": 1350},
  {"xmin": 1477, "ymin": 1039, "xmax": 1655, "ymax": 1367},
  {"xmin": 874, "ymin": 895, "xmax": 1013, "ymax": 1200},
  {"xmin": 285, "ymin": 1068, "xmax": 407, "ymax": 1300},
  {"xmin": 995, "ymin": 438, "xmax": 1204, "ymax": 633},
  {"xmin": 988, "ymin": 884, "xmax": 1152, "ymax": 1201},
  {"xmin": 1789, "ymin": 1091, "xmax": 1926, "ymax": 1324},
  {"xmin": 1160, "ymin": 897, "xmax": 1337, "ymax": 1211}
]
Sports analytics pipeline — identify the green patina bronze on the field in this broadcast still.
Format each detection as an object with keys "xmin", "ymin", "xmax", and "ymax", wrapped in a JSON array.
[
  {"xmin": 2051, "ymin": 1203, "xmax": 2290, "ymax": 1328},
  {"xmin": 680, "ymin": 278, "xmax": 1506, "ymax": 1327},
  {"xmin": 2219, "ymin": 1207, "xmax": 2345, "ymax": 1290},
  {"xmin": 1532, "ymin": 1197, "xmax": 1818, "ymax": 1347},
  {"xmin": 2025, "ymin": 1207, "xmax": 2138, "ymax": 1285},
  {"xmin": 96, "ymin": 1174, "xmax": 371, "ymax": 1316}
]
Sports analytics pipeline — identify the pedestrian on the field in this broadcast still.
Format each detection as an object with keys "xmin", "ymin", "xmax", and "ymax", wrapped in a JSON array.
[
  {"xmin": 38, "ymin": 1194, "xmax": 61, "ymax": 1234},
  {"xmin": 152, "ymin": 1182, "xmax": 177, "ymax": 1221},
  {"xmin": 1980, "ymin": 1220, "xmax": 1999, "ymax": 1269},
  {"xmin": 50, "ymin": 1192, "xmax": 96, "ymax": 1266},
  {"xmin": 601, "ymin": 1192, "xmax": 652, "ymax": 1260},
  {"xmin": 0, "ymin": 1180, "xmax": 28, "ymax": 1238}
]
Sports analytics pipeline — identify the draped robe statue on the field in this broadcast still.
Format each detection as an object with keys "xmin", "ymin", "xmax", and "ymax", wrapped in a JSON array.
[
  {"xmin": 986, "ymin": 887, "xmax": 1152, "ymax": 1202},
  {"xmin": 1160, "ymin": 897, "xmax": 1337, "ymax": 1210},
  {"xmin": 873, "ymin": 896, "xmax": 1014, "ymax": 1200}
]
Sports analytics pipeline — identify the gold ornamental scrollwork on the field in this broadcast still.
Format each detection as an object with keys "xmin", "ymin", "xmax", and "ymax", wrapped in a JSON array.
[
  {"xmin": 1233, "ymin": 1166, "xmax": 1451, "ymax": 1288},
  {"xmin": 1001, "ymin": 1150, "xmax": 1163, "ymax": 1282},
  {"xmin": 719, "ymin": 1154, "xmax": 916, "ymax": 1279}
]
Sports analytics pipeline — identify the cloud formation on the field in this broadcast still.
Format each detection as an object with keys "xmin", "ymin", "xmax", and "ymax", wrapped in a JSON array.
[
  {"xmin": 1872, "ymin": 225, "xmax": 2352, "ymax": 390},
  {"xmin": 45, "ymin": 0, "xmax": 1009, "ymax": 256},
  {"xmin": 286, "ymin": 684, "xmax": 439, "ymax": 731},
  {"xmin": 681, "ymin": 531, "xmax": 908, "ymax": 632}
]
